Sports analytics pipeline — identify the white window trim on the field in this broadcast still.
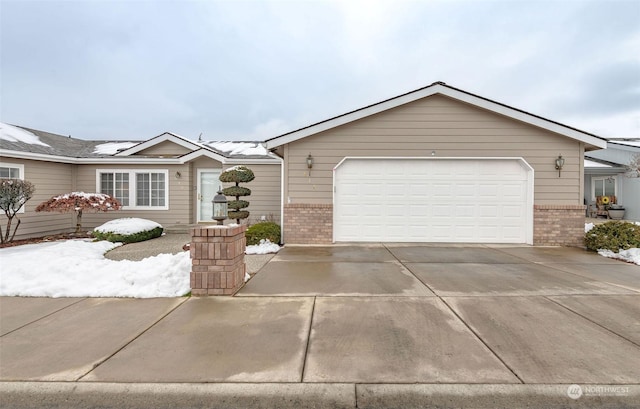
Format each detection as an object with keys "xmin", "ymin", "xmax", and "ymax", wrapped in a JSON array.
[
  {"xmin": 0, "ymin": 162, "xmax": 26, "ymax": 213},
  {"xmin": 96, "ymin": 169, "xmax": 169, "ymax": 210},
  {"xmin": 591, "ymin": 176, "xmax": 617, "ymax": 201}
]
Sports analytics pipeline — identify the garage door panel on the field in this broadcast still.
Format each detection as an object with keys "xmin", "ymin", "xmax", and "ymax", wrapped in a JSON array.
[{"xmin": 335, "ymin": 158, "xmax": 532, "ymax": 243}]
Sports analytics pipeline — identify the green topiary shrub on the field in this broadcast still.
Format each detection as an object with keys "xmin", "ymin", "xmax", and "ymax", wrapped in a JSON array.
[
  {"xmin": 246, "ymin": 222, "xmax": 281, "ymax": 245},
  {"xmin": 220, "ymin": 166, "xmax": 254, "ymax": 224},
  {"xmin": 92, "ymin": 226, "xmax": 164, "ymax": 244},
  {"xmin": 584, "ymin": 221, "xmax": 640, "ymax": 252}
]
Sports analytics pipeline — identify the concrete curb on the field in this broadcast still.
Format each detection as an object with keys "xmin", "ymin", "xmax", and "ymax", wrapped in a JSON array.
[
  {"xmin": 0, "ymin": 382, "xmax": 355, "ymax": 409},
  {"xmin": 2, "ymin": 383, "xmax": 639, "ymax": 409},
  {"xmin": 357, "ymin": 384, "xmax": 640, "ymax": 409}
]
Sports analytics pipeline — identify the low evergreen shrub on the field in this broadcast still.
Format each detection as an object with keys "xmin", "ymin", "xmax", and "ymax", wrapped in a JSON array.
[
  {"xmin": 246, "ymin": 222, "xmax": 281, "ymax": 245},
  {"xmin": 584, "ymin": 221, "xmax": 640, "ymax": 252},
  {"xmin": 92, "ymin": 226, "xmax": 164, "ymax": 243}
]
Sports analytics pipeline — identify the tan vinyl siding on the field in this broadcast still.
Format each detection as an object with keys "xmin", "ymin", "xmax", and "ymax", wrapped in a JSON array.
[
  {"xmin": 0, "ymin": 158, "xmax": 74, "ymax": 239},
  {"xmin": 76, "ymin": 164, "xmax": 192, "ymax": 229},
  {"xmin": 222, "ymin": 163, "xmax": 281, "ymax": 224},
  {"xmin": 135, "ymin": 141, "xmax": 192, "ymax": 156},
  {"xmin": 285, "ymin": 94, "xmax": 583, "ymax": 205}
]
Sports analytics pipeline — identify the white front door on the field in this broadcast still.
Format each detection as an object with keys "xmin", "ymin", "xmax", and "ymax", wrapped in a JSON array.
[{"xmin": 197, "ymin": 169, "xmax": 221, "ymax": 223}]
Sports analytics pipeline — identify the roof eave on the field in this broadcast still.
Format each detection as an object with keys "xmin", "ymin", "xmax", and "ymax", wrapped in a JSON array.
[{"xmin": 265, "ymin": 83, "xmax": 607, "ymax": 150}]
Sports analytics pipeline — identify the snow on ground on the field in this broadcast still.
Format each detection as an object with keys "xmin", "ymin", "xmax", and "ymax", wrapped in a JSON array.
[
  {"xmin": 598, "ymin": 248, "xmax": 640, "ymax": 265},
  {"xmin": 0, "ymin": 239, "xmax": 190, "ymax": 298},
  {"xmin": 585, "ymin": 222, "xmax": 640, "ymax": 265},
  {"xmin": 246, "ymin": 239, "xmax": 280, "ymax": 255},
  {"xmin": 95, "ymin": 218, "xmax": 162, "ymax": 235},
  {"xmin": 0, "ymin": 122, "xmax": 50, "ymax": 147}
]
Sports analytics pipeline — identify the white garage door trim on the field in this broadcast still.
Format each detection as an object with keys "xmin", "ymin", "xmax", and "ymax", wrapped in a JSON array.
[{"xmin": 333, "ymin": 157, "xmax": 534, "ymax": 244}]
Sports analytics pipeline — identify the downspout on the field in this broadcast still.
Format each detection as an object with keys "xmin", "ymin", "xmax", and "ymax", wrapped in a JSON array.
[
  {"xmin": 279, "ymin": 154, "xmax": 284, "ymax": 244},
  {"xmin": 263, "ymin": 143, "xmax": 285, "ymax": 244}
]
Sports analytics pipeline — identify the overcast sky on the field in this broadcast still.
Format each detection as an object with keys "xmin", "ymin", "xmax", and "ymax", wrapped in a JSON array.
[{"xmin": 1, "ymin": 0, "xmax": 639, "ymax": 141}]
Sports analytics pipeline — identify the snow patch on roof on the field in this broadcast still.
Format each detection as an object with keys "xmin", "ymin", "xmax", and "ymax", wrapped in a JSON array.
[
  {"xmin": 204, "ymin": 141, "xmax": 268, "ymax": 156},
  {"xmin": 584, "ymin": 159, "xmax": 613, "ymax": 168},
  {"xmin": 0, "ymin": 122, "xmax": 50, "ymax": 147},
  {"xmin": 93, "ymin": 142, "xmax": 139, "ymax": 155}
]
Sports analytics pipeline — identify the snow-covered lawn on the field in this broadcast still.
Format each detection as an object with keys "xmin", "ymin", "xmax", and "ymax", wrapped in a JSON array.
[
  {"xmin": 0, "ymin": 240, "xmax": 190, "ymax": 298},
  {"xmin": 0, "ymin": 215, "xmax": 280, "ymax": 298}
]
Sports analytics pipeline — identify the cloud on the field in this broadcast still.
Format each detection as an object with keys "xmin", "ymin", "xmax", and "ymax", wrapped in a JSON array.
[{"xmin": 1, "ymin": 0, "xmax": 638, "ymax": 140}]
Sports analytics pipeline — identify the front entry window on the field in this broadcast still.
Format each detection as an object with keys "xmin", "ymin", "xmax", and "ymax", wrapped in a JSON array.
[{"xmin": 592, "ymin": 176, "xmax": 616, "ymax": 200}]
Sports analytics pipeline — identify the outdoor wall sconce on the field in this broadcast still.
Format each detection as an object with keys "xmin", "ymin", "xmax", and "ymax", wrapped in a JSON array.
[
  {"xmin": 175, "ymin": 171, "xmax": 182, "ymax": 179},
  {"xmin": 555, "ymin": 154, "xmax": 565, "ymax": 177},
  {"xmin": 212, "ymin": 187, "xmax": 228, "ymax": 225},
  {"xmin": 306, "ymin": 154, "xmax": 314, "ymax": 169}
]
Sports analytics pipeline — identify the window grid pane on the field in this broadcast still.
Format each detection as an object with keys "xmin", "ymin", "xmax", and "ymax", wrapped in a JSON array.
[
  {"xmin": 604, "ymin": 179, "xmax": 616, "ymax": 196},
  {"xmin": 151, "ymin": 173, "xmax": 165, "ymax": 206},
  {"xmin": 115, "ymin": 173, "xmax": 129, "ymax": 206},
  {"xmin": 595, "ymin": 181, "xmax": 603, "ymax": 197},
  {"xmin": 100, "ymin": 173, "xmax": 114, "ymax": 195},
  {"xmin": 137, "ymin": 173, "xmax": 150, "ymax": 206},
  {"xmin": 0, "ymin": 167, "xmax": 20, "ymax": 178}
]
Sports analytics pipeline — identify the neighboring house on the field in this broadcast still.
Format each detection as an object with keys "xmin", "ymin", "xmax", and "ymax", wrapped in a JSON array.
[
  {"xmin": 0, "ymin": 123, "xmax": 281, "ymax": 240},
  {"xmin": 584, "ymin": 139, "xmax": 640, "ymax": 221},
  {"xmin": 265, "ymin": 82, "xmax": 607, "ymax": 246}
]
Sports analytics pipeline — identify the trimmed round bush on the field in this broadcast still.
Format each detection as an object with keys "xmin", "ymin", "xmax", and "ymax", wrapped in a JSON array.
[
  {"xmin": 219, "ymin": 166, "xmax": 255, "ymax": 183},
  {"xmin": 227, "ymin": 199, "xmax": 249, "ymax": 211},
  {"xmin": 222, "ymin": 186, "xmax": 251, "ymax": 197},
  {"xmin": 228, "ymin": 210, "xmax": 250, "ymax": 220},
  {"xmin": 92, "ymin": 226, "xmax": 163, "ymax": 243},
  {"xmin": 584, "ymin": 221, "xmax": 640, "ymax": 252},
  {"xmin": 246, "ymin": 222, "xmax": 281, "ymax": 246}
]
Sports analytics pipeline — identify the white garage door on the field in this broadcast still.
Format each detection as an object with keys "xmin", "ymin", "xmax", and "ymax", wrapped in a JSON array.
[{"xmin": 334, "ymin": 158, "xmax": 533, "ymax": 243}]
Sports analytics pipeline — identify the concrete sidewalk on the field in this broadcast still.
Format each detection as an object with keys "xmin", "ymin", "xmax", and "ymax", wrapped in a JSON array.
[{"xmin": 1, "ymin": 244, "xmax": 640, "ymax": 408}]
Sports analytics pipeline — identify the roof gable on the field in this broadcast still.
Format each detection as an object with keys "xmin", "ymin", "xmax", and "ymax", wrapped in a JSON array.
[
  {"xmin": 114, "ymin": 132, "xmax": 203, "ymax": 156},
  {"xmin": 265, "ymin": 82, "xmax": 607, "ymax": 150}
]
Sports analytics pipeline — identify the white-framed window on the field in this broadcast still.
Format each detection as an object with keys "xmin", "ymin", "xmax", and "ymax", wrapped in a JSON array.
[
  {"xmin": 0, "ymin": 162, "xmax": 26, "ymax": 213},
  {"xmin": 0, "ymin": 163, "xmax": 23, "ymax": 179},
  {"xmin": 591, "ymin": 176, "xmax": 617, "ymax": 200},
  {"xmin": 97, "ymin": 169, "xmax": 168, "ymax": 210}
]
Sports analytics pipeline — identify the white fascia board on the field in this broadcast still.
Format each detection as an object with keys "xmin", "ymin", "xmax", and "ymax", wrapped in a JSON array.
[
  {"xmin": 0, "ymin": 149, "xmax": 279, "ymax": 166},
  {"xmin": 265, "ymin": 88, "xmax": 436, "ymax": 149},
  {"xmin": 441, "ymin": 87, "xmax": 607, "ymax": 149},
  {"xmin": 178, "ymin": 148, "xmax": 228, "ymax": 164},
  {"xmin": 0, "ymin": 149, "xmax": 183, "ymax": 164},
  {"xmin": 0, "ymin": 150, "xmax": 78, "ymax": 164},
  {"xmin": 266, "ymin": 84, "xmax": 607, "ymax": 150},
  {"xmin": 225, "ymin": 158, "xmax": 281, "ymax": 165},
  {"xmin": 114, "ymin": 132, "xmax": 203, "ymax": 156},
  {"xmin": 179, "ymin": 148, "xmax": 281, "ymax": 165}
]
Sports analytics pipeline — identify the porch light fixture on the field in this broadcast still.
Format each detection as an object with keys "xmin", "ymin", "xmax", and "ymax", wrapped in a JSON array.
[
  {"xmin": 555, "ymin": 154, "xmax": 565, "ymax": 177},
  {"xmin": 212, "ymin": 187, "xmax": 228, "ymax": 225},
  {"xmin": 306, "ymin": 154, "xmax": 314, "ymax": 169}
]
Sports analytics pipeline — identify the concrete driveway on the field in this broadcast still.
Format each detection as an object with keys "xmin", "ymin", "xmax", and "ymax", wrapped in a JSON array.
[{"xmin": 2, "ymin": 244, "xmax": 639, "ymax": 408}]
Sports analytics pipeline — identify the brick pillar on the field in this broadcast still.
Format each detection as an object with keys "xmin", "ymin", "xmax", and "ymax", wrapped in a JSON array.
[
  {"xmin": 534, "ymin": 205, "xmax": 586, "ymax": 247},
  {"xmin": 284, "ymin": 203, "xmax": 333, "ymax": 244},
  {"xmin": 190, "ymin": 224, "xmax": 247, "ymax": 296}
]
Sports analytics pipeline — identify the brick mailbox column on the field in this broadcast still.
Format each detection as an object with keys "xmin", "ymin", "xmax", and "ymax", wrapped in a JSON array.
[{"xmin": 190, "ymin": 224, "xmax": 247, "ymax": 296}]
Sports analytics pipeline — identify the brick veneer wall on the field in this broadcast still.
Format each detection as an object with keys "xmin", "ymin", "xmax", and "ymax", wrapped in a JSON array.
[
  {"xmin": 190, "ymin": 224, "xmax": 246, "ymax": 295},
  {"xmin": 534, "ymin": 205, "xmax": 586, "ymax": 247},
  {"xmin": 284, "ymin": 203, "xmax": 333, "ymax": 244}
]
